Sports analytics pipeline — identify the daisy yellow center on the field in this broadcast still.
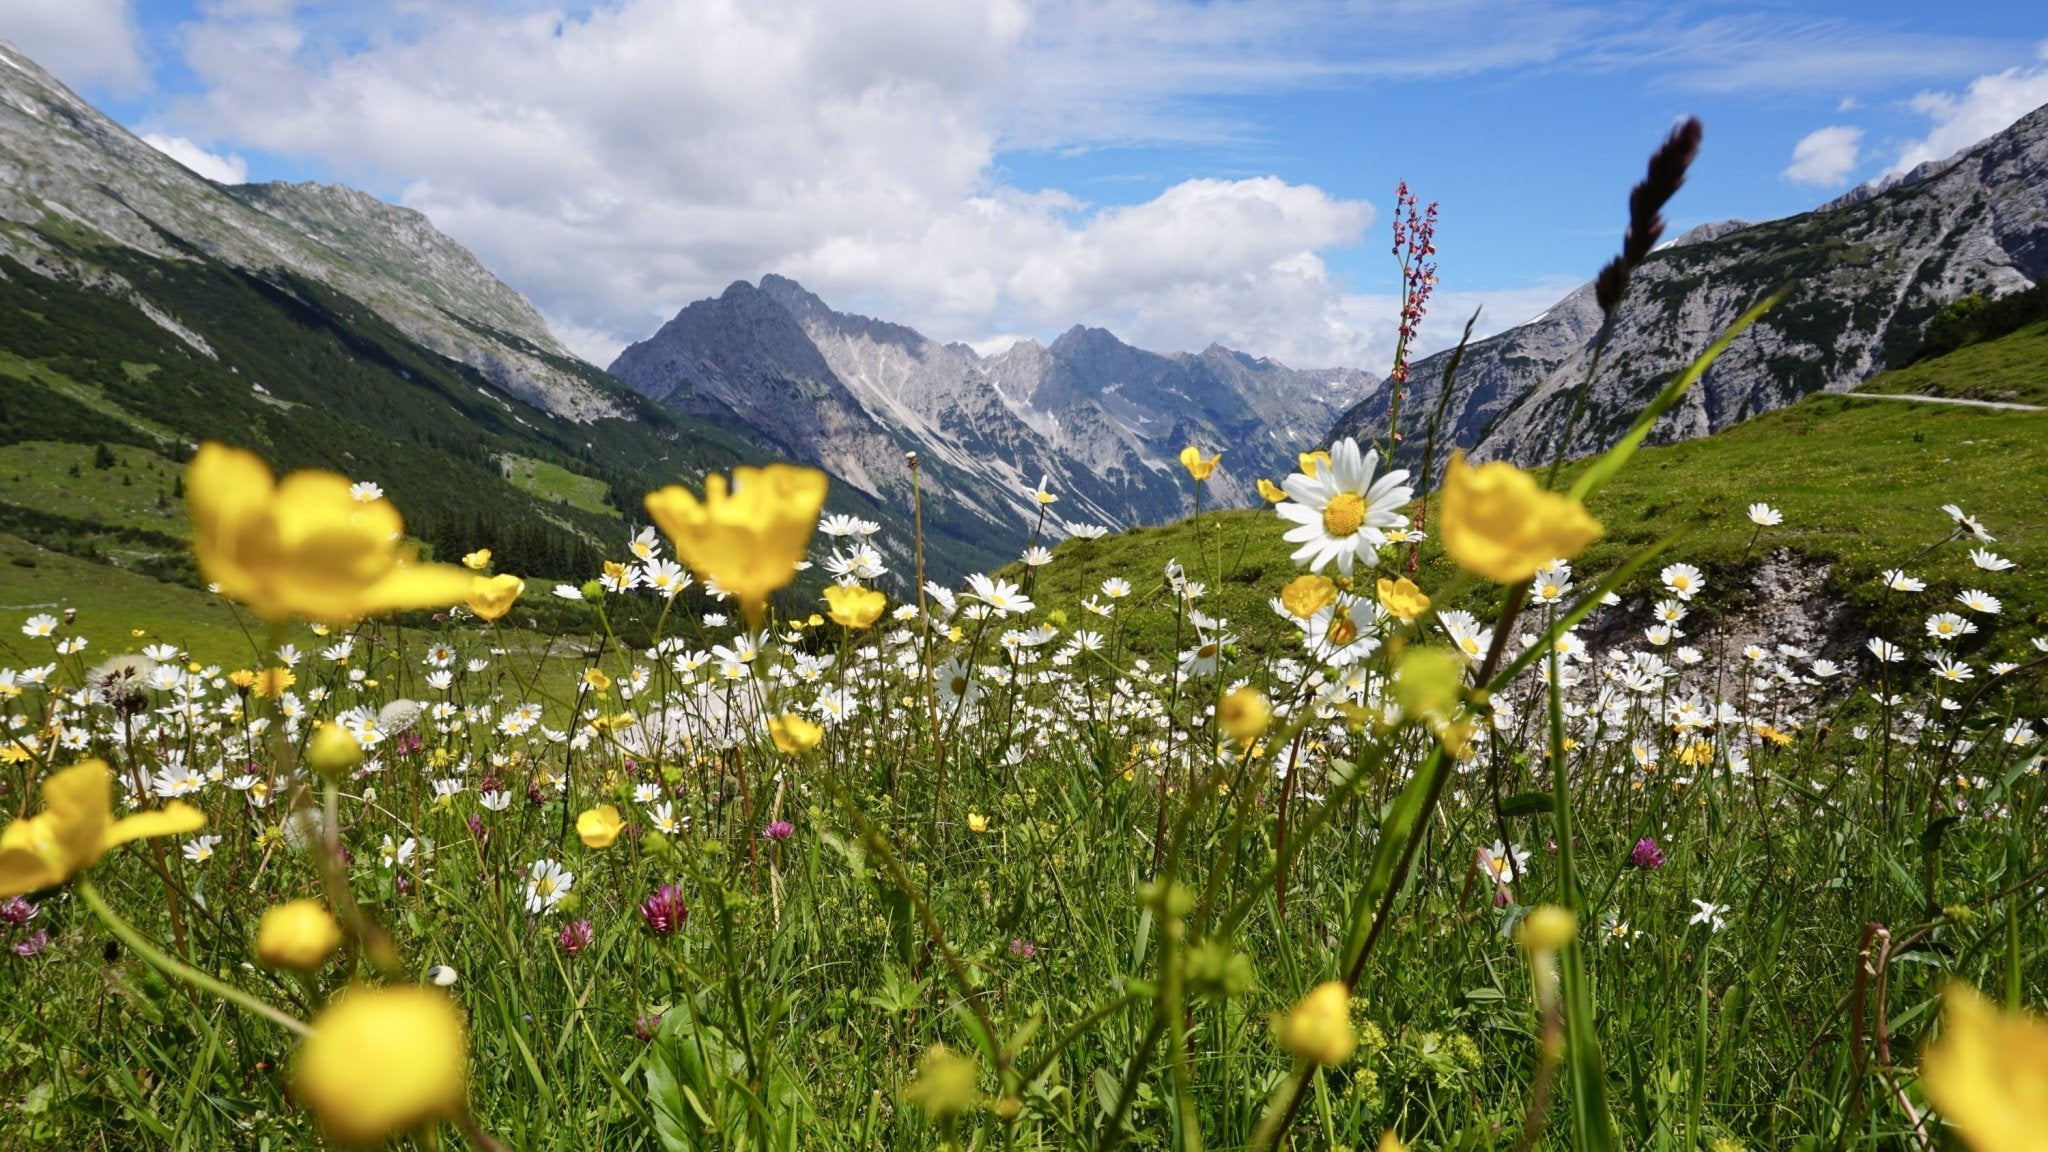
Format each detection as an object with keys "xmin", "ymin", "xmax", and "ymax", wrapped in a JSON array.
[{"xmin": 1322, "ymin": 492, "xmax": 1368, "ymax": 537}]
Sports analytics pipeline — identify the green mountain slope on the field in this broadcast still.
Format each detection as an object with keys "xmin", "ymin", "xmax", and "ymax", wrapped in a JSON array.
[
  {"xmin": 0, "ymin": 236, "xmax": 927, "ymax": 621},
  {"xmin": 1019, "ymin": 326, "xmax": 2048, "ymax": 655}
]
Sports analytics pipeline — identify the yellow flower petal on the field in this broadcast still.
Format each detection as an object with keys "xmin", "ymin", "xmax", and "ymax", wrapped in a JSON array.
[
  {"xmin": 0, "ymin": 761, "xmax": 203, "ymax": 896},
  {"xmin": 576, "ymin": 804, "xmax": 624, "ymax": 849},
  {"xmin": 1922, "ymin": 983, "xmax": 2048, "ymax": 1152},
  {"xmin": 256, "ymin": 899, "xmax": 343, "ymax": 971},
  {"xmin": 467, "ymin": 573, "xmax": 525, "ymax": 622},
  {"xmin": 1179, "ymin": 445, "xmax": 1221, "ymax": 481},
  {"xmin": 768, "ymin": 712, "xmax": 823, "ymax": 755},
  {"xmin": 645, "ymin": 464, "xmax": 827, "ymax": 626},
  {"xmin": 1439, "ymin": 451, "xmax": 1602, "ymax": 585},
  {"xmin": 185, "ymin": 443, "xmax": 476, "ymax": 624},
  {"xmin": 102, "ymin": 801, "xmax": 207, "ymax": 850},
  {"xmin": 296, "ymin": 986, "xmax": 468, "ymax": 1146},
  {"xmin": 824, "ymin": 584, "xmax": 887, "ymax": 630},
  {"xmin": 1376, "ymin": 576, "xmax": 1431, "ymax": 621},
  {"xmin": 1280, "ymin": 981, "xmax": 1356, "ymax": 1066}
]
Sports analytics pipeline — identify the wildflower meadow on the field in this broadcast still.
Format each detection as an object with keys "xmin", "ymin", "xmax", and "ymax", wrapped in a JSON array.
[{"xmin": 1, "ymin": 124, "xmax": 2044, "ymax": 1152}]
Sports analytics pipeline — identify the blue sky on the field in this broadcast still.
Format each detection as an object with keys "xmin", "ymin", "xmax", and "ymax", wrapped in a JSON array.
[{"xmin": 5, "ymin": 1, "xmax": 2046, "ymax": 370}]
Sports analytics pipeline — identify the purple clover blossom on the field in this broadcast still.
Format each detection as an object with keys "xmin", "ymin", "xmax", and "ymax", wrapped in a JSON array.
[
  {"xmin": 1629, "ymin": 838, "xmax": 1667, "ymax": 870},
  {"xmin": 640, "ymin": 884, "xmax": 688, "ymax": 936},
  {"xmin": 1008, "ymin": 938, "xmax": 1038, "ymax": 959},
  {"xmin": 0, "ymin": 896, "xmax": 37, "ymax": 929},
  {"xmin": 13, "ymin": 930, "xmax": 48, "ymax": 957},
  {"xmin": 558, "ymin": 919, "xmax": 594, "ymax": 955},
  {"xmin": 633, "ymin": 1014, "xmax": 663, "ymax": 1043},
  {"xmin": 762, "ymin": 821, "xmax": 794, "ymax": 842}
]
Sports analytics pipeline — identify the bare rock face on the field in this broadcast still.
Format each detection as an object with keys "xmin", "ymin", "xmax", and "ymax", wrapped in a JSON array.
[
  {"xmin": 1328, "ymin": 102, "xmax": 2048, "ymax": 468},
  {"xmin": 0, "ymin": 36, "xmax": 616, "ymax": 421},
  {"xmin": 609, "ymin": 274, "xmax": 1380, "ymax": 542}
]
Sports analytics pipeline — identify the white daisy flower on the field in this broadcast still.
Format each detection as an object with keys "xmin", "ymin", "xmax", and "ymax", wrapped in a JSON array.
[
  {"xmin": 1274, "ymin": 437, "xmax": 1414, "ymax": 575},
  {"xmin": 525, "ymin": 859, "xmax": 573, "ymax": 914}
]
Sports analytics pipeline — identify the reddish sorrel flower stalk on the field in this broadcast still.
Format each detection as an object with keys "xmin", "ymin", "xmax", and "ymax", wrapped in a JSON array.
[
  {"xmin": 1385, "ymin": 181, "xmax": 1439, "ymax": 461},
  {"xmin": 640, "ymin": 884, "xmax": 688, "ymax": 936}
]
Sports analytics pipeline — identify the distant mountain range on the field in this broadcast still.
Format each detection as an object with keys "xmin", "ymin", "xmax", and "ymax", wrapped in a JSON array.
[
  {"xmin": 0, "ymin": 35, "xmax": 773, "ymax": 591},
  {"xmin": 1329, "ymin": 101, "xmax": 2048, "ymax": 467},
  {"xmin": 608, "ymin": 274, "xmax": 1376, "ymax": 555},
  {"xmin": 4, "ymin": 26, "xmax": 2041, "ymax": 595},
  {"xmin": 0, "ymin": 34, "xmax": 1374, "ymax": 584}
]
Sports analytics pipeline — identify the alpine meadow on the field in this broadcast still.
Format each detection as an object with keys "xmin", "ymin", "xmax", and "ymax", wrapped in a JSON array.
[{"xmin": 3, "ymin": 16, "xmax": 2048, "ymax": 1152}]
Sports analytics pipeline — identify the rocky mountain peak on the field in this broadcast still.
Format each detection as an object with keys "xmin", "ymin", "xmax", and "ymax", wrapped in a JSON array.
[
  {"xmin": 1328, "ymin": 97, "xmax": 2048, "ymax": 469},
  {"xmin": 0, "ymin": 35, "xmax": 617, "ymax": 420}
]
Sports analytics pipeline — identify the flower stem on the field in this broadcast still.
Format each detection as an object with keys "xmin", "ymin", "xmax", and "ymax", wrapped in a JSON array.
[{"xmin": 78, "ymin": 877, "xmax": 312, "ymax": 1037}]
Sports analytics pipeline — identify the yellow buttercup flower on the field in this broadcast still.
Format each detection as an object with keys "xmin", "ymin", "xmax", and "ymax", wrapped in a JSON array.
[
  {"xmin": 576, "ymin": 804, "xmax": 624, "ymax": 849},
  {"xmin": 1439, "ymin": 451, "xmax": 1602, "ymax": 585},
  {"xmin": 583, "ymin": 667, "xmax": 613, "ymax": 693},
  {"xmin": 1217, "ymin": 687, "xmax": 1272, "ymax": 742},
  {"xmin": 184, "ymin": 443, "xmax": 476, "ymax": 625},
  {"xmin": 966, "ymin": 812, "xmax": 990, "ymax": 834},
  {"xmin": 1921, "ymin": 982, "xmax": 2048, "ymax": 1152},
  {"xmin": 1280, "ymin": 574, "xmax": 1338, "ymax": 621},
  {"xmin": 1279, "ymin": 981, "xmax": 1356, "ymax": 1066},
  {"xmin": 644, "ymin": 464, "xmax": 827, "ymax": 626},
  {"xmin": 1376, "ymin": 576, "xmax": 1431, "ymax": 621},
  {"xmin": 769, "ymin": 713, "xmax": 824, "ymax": 755},
  {"xmin": 1298, "ymin": 450, "xmax": 1332, "ymax": 478},
  {"xmin": 256, "ymin": 899, "xmax": 343, "ymax": 970},
  {"xmin": 1179, "ymin": 445, "xmax": 1222, "ymax": 481},
  {"xmin": 0, "ymin": 760, "xmax": 205, "ymax": 897},
  {"xmin": 296, "ymin": 985, "xmax": 469, "ymax": 1147},
  {"xmin": 904, "ymin": 1043, "xmax": 980, "ymax": 1120},
  {"xmin": 461, "ymin": 548, "xmax": 492, "ymax": 571},
  {"xmin": 254, "ymin": 666, "xmax": 295, "ymax": 698},
  {"xmin": 1517, "ymin": 904, "xmax": 1578, "ymax": 953},
  {"xmin": 305, "ymin": 724, "xmax": 363, "ymax": 779},
  {"xmin": 466, "ymin": 574, "xmax": 525, "ymax": 622},
  {"xmin": 824, "ymin": 584, "xmax": 887, "ymax": 630},
  {"xmin": 1394, "ymin": 647, "xmax": 1466, "ymax": 723},
  {"xmin": 1257, "ymin": 478, "xmax": 1288, "ymax": 504}
]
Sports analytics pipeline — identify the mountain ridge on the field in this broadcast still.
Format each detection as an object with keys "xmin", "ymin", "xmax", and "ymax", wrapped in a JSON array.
[
  {"xmin": 609, "ymin": 274, "xmax": 1381, "ymax": 561},
  {"xmin": 1327, "ymin": 100, "xmax": 2048, "ymax": 469}
]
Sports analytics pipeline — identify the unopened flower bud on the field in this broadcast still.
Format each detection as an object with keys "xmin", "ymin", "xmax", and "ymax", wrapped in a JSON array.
[
  {"xmin": 254, "ymin": 899, "xmax": 341, "ymax": 970},
  {"xmin": 305, "ymin": 724, "xmax": 362, "ymax": 779}
]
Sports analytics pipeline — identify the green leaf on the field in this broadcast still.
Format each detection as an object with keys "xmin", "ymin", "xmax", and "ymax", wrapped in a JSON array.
[{"xmin": 1501, "ymin": 791, "xmax": 1556, "ymax": 818}]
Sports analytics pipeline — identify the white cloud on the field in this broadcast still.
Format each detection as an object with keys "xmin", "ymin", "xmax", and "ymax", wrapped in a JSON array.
[
  {"xmin": 145, "ymin": 2, "xmax": 2023, "ymax": 374},
  {"xmin": 1891, "ymin": 57, "xmax": 2048, "ymax": 173},
  {"xmin": 1781, "ymin": 125, "xmax": 1863, "ymax": 187},
  {"xmin": 163, "ymin": 0, "xmax": 1408, "ymax": 368},
  {"xmin": 142, "ymin": 133, "xmax": 249, "ymax": 184},
  {"xmin": 0, "ymin": 0, "xmax": 148, "ymax": 95}
]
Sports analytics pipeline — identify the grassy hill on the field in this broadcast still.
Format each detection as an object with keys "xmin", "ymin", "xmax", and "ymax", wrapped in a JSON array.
[{"xmin": 1019, "ymin": 325, "xmax": 2048, "ymax": 658}]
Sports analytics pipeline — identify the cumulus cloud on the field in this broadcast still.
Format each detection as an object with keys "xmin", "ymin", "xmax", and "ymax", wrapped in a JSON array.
[
  {"xmin": 166, "ymin": 1, "xmax": 1901, "ymax": 370},
  {"xmin": 142, "ymin": 133, "xmax": 249, "ymax": 184},
  {"xmin": 1891, "ymin": 50, "xmax": 2048, "ymax": 173},
  {"xmin": 1781, "ymin": 125, "xmax": 1863, "ymax": 187},
  {"xmin": 156, "ymin": 0, "xmax": 1644, "ymax": 371},
  {"xmin": 0, "ymin": 0, "xmax": 148, "ymax": 95}
]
